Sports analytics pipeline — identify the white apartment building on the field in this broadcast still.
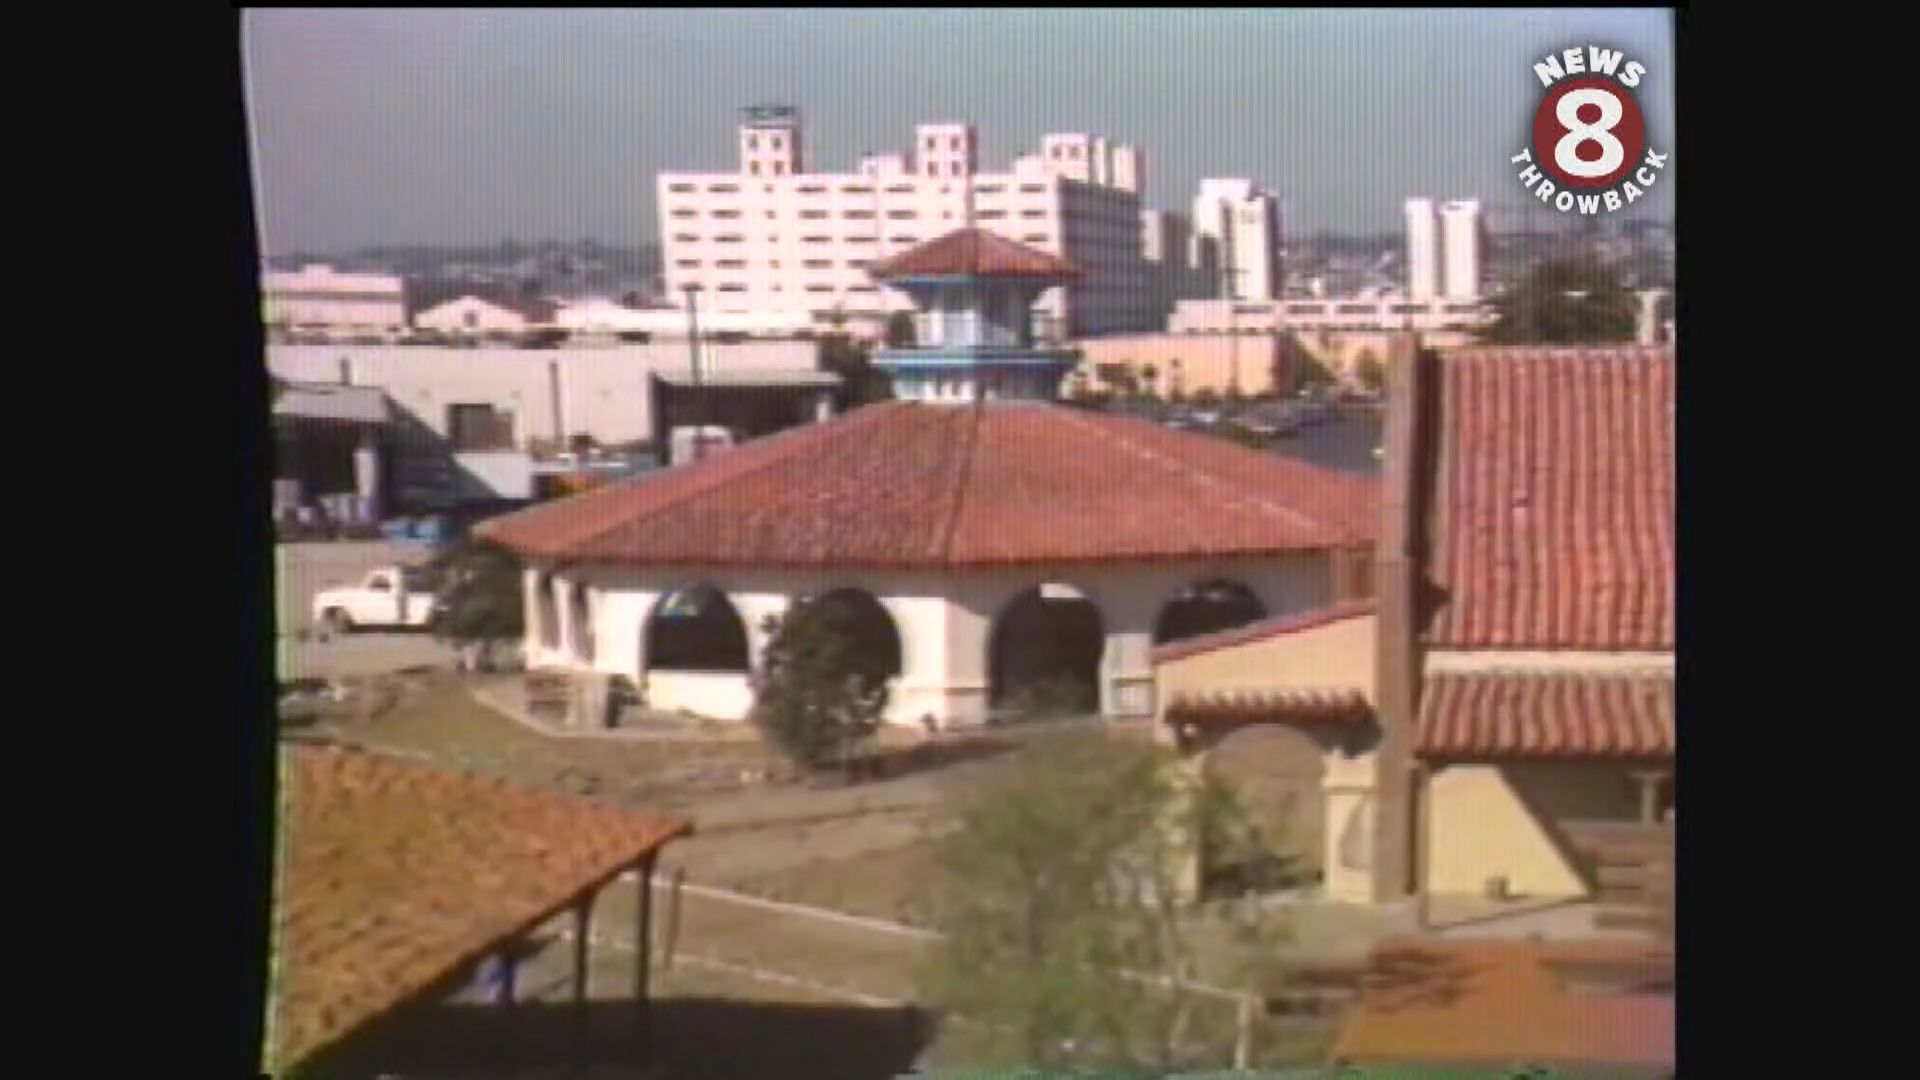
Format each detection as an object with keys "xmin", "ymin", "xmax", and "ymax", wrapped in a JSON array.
[
  {"xmin": 1404, "ymin": 197, "xmax": 1484, "ymax": 302},
  {"xmin": 262, "ymin": 264, "xmax": 407, "ymax": 333},
  {"xmin": 657, "ymin": 109, "xmax": 1156, "ymax": 338},
  {"xmin": 1404, "ymin": 199, "xmax": 1440, "ymax": 302},
  {"xmin": 1191, "ymin": 179, "xmax": 1283, "ymax": 302},
  {"xmin": 1438, "ymin": 199, "xmax": 1484, "ymax": 301}
]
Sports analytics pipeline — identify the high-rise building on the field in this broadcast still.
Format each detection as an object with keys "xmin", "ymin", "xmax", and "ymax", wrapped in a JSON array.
[
  {"xmin": 1404, "ymin": 198, "xmax": 1439, "ymax": 302},
  {"xmin": 1140, "ymin": 210, "xmax": 1213, "ymax": 322},
  {"xmin": 738, "ymin": 104, "xmax": 804, "ymax": 177},
  {"xmin": 1406, "ymin": 197, "xmax": 1484, "ymax": 302},
  {"xmin": 1439, "ymin": 199, "xmax": 1483, "ymax": 301},
  {"xmin": 1192, "ymin": 179, "xmax": 1283, "ymax": 301},
  {"xmin": 657, "ymin": 110, "xmax": 1154, "ymax": 337}
]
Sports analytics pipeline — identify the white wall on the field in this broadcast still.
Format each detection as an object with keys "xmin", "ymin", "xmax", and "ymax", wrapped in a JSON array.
[
  {"xmin": 262, "ymin": 265, "xmax": 406, "ymax": 331},
  {"xmin": 415, "ymin": 297, "xmax": 533, "ymax": 334},
  {"xmin": 532, "ymin": 554, "xmax": 1332, "ymax": 728}
]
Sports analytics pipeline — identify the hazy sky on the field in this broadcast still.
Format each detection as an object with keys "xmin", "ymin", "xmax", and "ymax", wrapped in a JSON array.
[{"xmin": 242, "ymin": 9, "xmax": 1675, "ymax": 254}]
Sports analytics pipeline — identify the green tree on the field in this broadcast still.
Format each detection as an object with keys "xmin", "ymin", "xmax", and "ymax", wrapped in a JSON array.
[
  {"xmin": 884, "ymin": 311, "xmax": 917, "ymax": 348},
  {"xmin": 1281, "ymin": 333, "xmax": 1335, "ymax": 393},
  {"xmin": 1094, "ymin": 362, "xmax": 1139, "ymax": 398},
  {"xmin": 1480, "ymin": 257, "xmax": 1638, "ymax": 344},
  {"xmin": 818, "ymin": 332, "xmax": 894, "ymax": 409},
  {"xmin": 1191, "ymin": 387, "xmax": 1221, "ymax": 408},
  {"xmin": 749, "ymin": 604, "xmax": 889, "ymax": 776},
  {"xmin": 427, "ymin": 540, "xmax": 524, "ymax": 670},
  {"xmin": 924, "ymin": 731, "xmax": 1290, "ymax": 1071}
]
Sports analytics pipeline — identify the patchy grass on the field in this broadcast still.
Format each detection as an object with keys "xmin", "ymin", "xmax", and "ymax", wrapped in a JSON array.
[
  {"xmin": 285, "ymin": 671, "xmax": 784, "ymax": 813},
  {"xmin": 278, "ymin": 674, "xmax": 1375, "ymax": 1073},
  {"xmin": 729, "ymin": 838, "xmax": 949, "ymax": 927}
]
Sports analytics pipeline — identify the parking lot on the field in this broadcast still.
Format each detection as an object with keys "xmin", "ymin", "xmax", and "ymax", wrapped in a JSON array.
[
  {"xmin": 278, "ymin": 630, "xmax": 462, "ymax": 682},
  {"xmin": 276, "ymin": 540, "xmax": 454, "ymax": 682}
]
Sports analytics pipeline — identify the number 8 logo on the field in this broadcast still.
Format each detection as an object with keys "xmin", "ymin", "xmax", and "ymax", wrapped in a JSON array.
[
  {"xmin": 1555, "ymin": 87, "xmax": 1626, "ymax": 179},
  {"xmin": 1532, "ymin": 75, "xmax": 1646, "ymax": 189}
]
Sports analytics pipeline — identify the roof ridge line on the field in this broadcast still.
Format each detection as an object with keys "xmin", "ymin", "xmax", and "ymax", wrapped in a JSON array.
[
  {"xmin": 1053, "ymin": 409, "xmax": 1324, "ymax": 533},
  {"xmin": 552, "ymin": 404, "xmax": 900, "ymax": 558},
  {"xmin": 936, "ymin": 405, "xmax": 983, "ymax": 566}
]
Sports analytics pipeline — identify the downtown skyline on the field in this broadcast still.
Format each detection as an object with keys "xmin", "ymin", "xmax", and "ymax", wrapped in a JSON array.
[{"xmin": 243, "ymin": 9, "xmax": 1675, "ymax": 256}]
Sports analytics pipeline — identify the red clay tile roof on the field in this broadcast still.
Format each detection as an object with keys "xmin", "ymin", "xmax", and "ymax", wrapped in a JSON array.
[
  {"xmin": 1151, "ymin": 598, "xmax": 1376, "ymax": 664},
  {"xmin": 1425, "ymin": 347, "xmax": 1674, "ymax": 650},
  {"xmin": 1331, "ymin": 938, "xmax": 1674, "ymax": 1070},
  {"xmin": 269, "ymin": 745, "xmax": 690, "ymax": 1072},
  {"xmin": 476, "ymin": 402, "xmax": 1379, "ymax": 568},
  {"xmin": 1415, "ymin": 671, "xmax": 1675, "ymax": 760},
  {"xmin": 868, "ymin": 227, "xmax": 1081, "ymax": 281},
  {"xmin": 1164, "ymin": 687, "xmax": 1372, "ymax": 727}
]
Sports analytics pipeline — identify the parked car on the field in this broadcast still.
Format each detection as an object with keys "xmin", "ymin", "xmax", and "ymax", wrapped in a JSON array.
[{"xmin": 311, "ymin": 566, "xmax": 443, "ymax": 634}]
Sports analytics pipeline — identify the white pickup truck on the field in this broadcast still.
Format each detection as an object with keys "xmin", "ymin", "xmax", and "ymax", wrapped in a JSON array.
[{"xmin": 311, "ymin": 566, "xmax": 443, "ymax": 634}]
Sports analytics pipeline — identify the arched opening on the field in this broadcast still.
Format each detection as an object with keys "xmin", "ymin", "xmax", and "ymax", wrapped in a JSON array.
[
  {"xmin": 644, "ymin": 584, "xmax": 749, "ymax": 673},
  {"xmin": 1202, "ymin": 725, "xmax": 1328, "ymax": 897},
  {"xmin": 989, "ymin": 584, "xmax": 1104, "ymax": 719},
  {"xmin": 536, "ymin": 573, "xmax": 560, "ymax": 651},
  {"xmin": 1153, "ymin": 578, "xmax": 1267, "ymax": 645},
  {"xmin": 795, "ymin": 588, "xmax": 902, "ymax": 684},
  {"xmin": 571, "ymin": 586, "xmax": 594, "ymax": 663}
]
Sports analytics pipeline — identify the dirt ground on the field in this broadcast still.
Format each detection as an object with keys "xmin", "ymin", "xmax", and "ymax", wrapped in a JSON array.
[{"xmin": 280, "ymin": 670, "xmax": 1378, "ymax": 1071}]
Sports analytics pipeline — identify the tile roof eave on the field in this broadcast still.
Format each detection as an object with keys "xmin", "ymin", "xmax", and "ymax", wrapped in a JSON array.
[
  {"xmin": 507, "ymin": 543, "xmax": 1364, "ymax": 574},
  {"xmin": 1152, "ymin": 599, "xmax": 1378, "ymax": 665},
  {"xmin": 274, "ymin": 747, "xmax": 692, "ymax": 1070}
]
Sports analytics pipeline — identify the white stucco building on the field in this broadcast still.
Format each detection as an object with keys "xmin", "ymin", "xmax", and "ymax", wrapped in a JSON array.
[
  {"xmin": 656, "ymin": 106, "xmax": 1155, "ymax": 339},
  {"xmin": 262, "ymin": 264, "xmax": 407, "ymax": 334},
  {"xmin": 414, "ymin": 294, "xmax": 559, "ymax": 336},
  {"xmin": 478, "ymin": 229, "xmax": 1377, "ymax": 729}
]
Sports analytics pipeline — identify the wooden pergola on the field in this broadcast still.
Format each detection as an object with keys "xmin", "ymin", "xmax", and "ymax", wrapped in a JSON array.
[{"xmin": 267, "ymin": 744, "xmax": 691, "ymax": 1074}]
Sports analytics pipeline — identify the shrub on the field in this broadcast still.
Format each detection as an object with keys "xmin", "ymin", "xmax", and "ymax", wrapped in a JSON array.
[{"xmin": 749, "ymin": 607, "xmax": 888, "ymax": 775}]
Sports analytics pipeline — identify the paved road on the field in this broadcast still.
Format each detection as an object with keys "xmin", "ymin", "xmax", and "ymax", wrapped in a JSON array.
[{"xmin": 277, "ymin": 630, "xmax": 460, "ymax": 682}]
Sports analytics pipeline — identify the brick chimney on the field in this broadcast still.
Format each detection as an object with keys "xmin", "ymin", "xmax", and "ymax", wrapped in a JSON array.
[{"xmin": 1368, "ymin": 330, "xmax": 1431, "ymax": 903}]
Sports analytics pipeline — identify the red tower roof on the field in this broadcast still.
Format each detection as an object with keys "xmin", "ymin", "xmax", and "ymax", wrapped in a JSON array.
[{"xmin": 869, "ymin": 228, "xmax": 1081, "ymax": 281}]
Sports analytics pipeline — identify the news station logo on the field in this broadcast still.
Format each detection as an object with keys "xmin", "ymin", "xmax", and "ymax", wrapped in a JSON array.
[{"xmin": 1510, "ymin": 45, "xmax": 1668, "ymax": 216}]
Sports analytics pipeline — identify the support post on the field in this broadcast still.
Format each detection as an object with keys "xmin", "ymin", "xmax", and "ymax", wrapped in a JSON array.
[
  {"xmin": 1411, "ymin": 761, "xmax": 1432, "ymax": 931},
  {"xmin": 488, "ymin": 948, "xmax": 520, "ymax": 1070},
  {"xmin": 572, "ymin": 895, "xmax": 593, "ymax": 1002},
  {"xmin": 632, "ymin": 857, "xmax": 656, "ymax": 1061},
  {"xmin": 1634, "ymin": 770, "xmax": 1667, "ymax": 825},
  {"xmin": 663, "ymin": 866, "xmax": 686, "ymax": 972}
]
